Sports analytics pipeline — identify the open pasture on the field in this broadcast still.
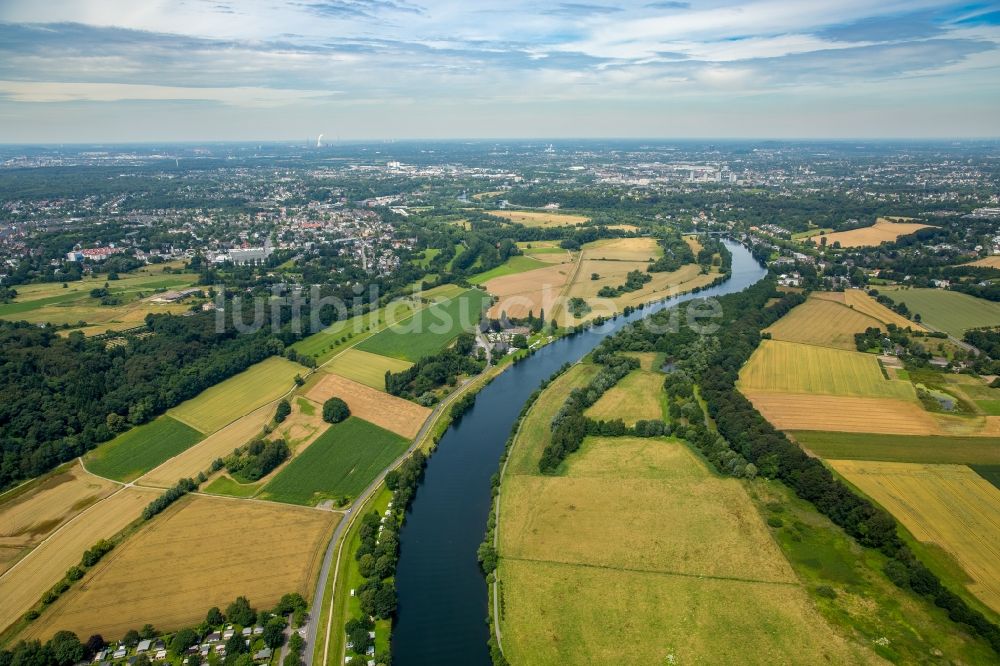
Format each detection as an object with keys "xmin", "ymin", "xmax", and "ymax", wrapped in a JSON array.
[
  {"xmin": 580, "ymin": 237, "xmax": 662, "ymax": 262},
  {"xmin": 882, "ymin": 288, "xmax": 1000, "ymax": 337},
  {"xmin": 468, "ymin": 255, "xmax": 549, "ymax": 285},
  {"xmin": 289, "ymin": 299, "xmax": 419, "ymax": 365},
  {"xmin": 23, "ymin": 495, "xmax": 337, "ymax": 639},
  {"xmin": 85, "ymin": 416, "xmax": 204, "ymax": 482},
  {"xmin": 830, "ymin": 460, "xmax": 1000, "ymax": 613},
  {"xmin": 0, "ymin": 487, "xmax": 156, "ymax": 635},
  {"xmin": 583, "ymin": 370, "xmax": 664, "ymax": 425},
  {"xmin": 498, "ymin": 436, "xmax": 874, "ymax": 664},
  {"xmin": 356, "ymin": 289, "xmax": 489, "ymax": 362},
  {"xmin": 322, "ymin": 348, "xmax": 412, "ymax": 391},
  {"xmin": 0, "ymin": 463, "xmax": 118, "ymax": 575},
  {"xmin": 764, "ymin": 296, "xmax": 883, "ymax": 350},
  {"xmin": 738, "ymin": 339, "xmax": 916, "ymax": 400},
  {"xmin": 262, "ymin": 417, "xmax": 408, "ymax": 504},
  {"xmin": 791, "ymin": 431, "xmax": 1000, "ymax": 465},
  {"xmin": 305, "ymin": 372, "xmax": 430, "ymax": 438},
  {"xmin": 139, "ymin": 404, "xmax": 273, "ymax": 488},
  {"xmin": 819, "ymin": 218, "xmax": 933, "ymax": 248},
  {"xmin": 168, "ymin": 356, "xmax": 302, "ymax": 433},
  {"xmin": 486, "ymin": 210, "xmax": 589, "ymax": 227}
]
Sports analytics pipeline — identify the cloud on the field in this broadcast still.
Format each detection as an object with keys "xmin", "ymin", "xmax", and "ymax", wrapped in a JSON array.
[{"xmin": 540, "ymin": 4, "xmax": 623, "ymax": 17}]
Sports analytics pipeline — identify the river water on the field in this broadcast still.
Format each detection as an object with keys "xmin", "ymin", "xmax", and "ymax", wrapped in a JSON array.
[{"xmin": 392, "ymin": 241, "xmax": 766, "ymax": 664}]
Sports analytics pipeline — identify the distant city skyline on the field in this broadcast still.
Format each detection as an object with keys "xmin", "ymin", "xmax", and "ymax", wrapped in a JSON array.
[{"xmin": 1, "ymin": 1, "xmax": 998, "ymax": 142}]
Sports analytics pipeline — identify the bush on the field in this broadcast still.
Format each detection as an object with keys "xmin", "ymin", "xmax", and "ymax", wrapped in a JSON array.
[{"xmin": 322, "ymin": 397, "xmax": 350, "ymax": 424}]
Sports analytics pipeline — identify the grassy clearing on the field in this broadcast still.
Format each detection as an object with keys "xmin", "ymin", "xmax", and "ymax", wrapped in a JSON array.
[
  {"xmin": 498, "ymin": 437, "xmax": 875, "ymax": 664},
  {"xmin": 202, "ymin": 475, "xmax": 261, "ymax": 498},
  {"xmin": 739, "ymin": 340, "xmax": 916, "ymax": 400},
  {"xmin": 792, "ymin": 430, "xmax": 1000, "ymax": 464},
  {"xmin": 0, "ymin": 462, "xmax": 118, "ymax": 576},
  {"xmin": 764, "ymin": 296, "xmax": 884, "ymax": 350},
  {"xmin": 747, "ymin": 478, "xmax": 998, "ymax": 663},
  {"xmin": 0, "ymin": 487, "xmax": 157, "ymax": 635},
  {"xmin": 356, "ymin": 289, "xmax": 490, "ymax": 362},
  {"xmin": 830, "ymin": 460, "xmax": 1000, "ymax": 613},
  {"xmin": 85, "ymin": 416, "xmax": 204, "ymax": 482},
  {"xmin": 289, "ymin": 299, "xmax": 420, "ymax": 364},
  {"xmin": 168, "ymin": 356, "xmax": 303, "ymax": 433},
  {"xmin": 486, "ymin": 210, "xmax": 589, "ymax": 227},
  {"xmin": 305, "ymin": 373, "xmax": 430, "ymax": 439},
  {"xmin": 468, "ymin": 255, "xmax": 548, "ymax": 285},
  {"xmin": 322, "ymin": 348, "xmax": 412, "ymax": 391},
  {"xmin": 262, "ymin": 417, "xmax": 409, "ymax": 505},
  {"xmin": 882, "ymin": 288, "xmax": 1000, "ymax": 337},
  {"xmin": 23, "ymin": 494, "xmax": 337, "ymax": 640},
  {"xmin": 583, "ymin": 370, "xmax": 664, "ymax": 425}
]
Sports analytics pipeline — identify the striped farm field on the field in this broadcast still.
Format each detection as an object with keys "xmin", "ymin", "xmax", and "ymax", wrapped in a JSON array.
[
  {"xmin": 882, "ymin": 288, "xmax": 1000, "ymax": 337},
  {"xmin": 791, "ymin": 431, "xmax": 1000, "ymax": 465},
  {"xmin": 843, "ymin": 290, "xmax": 921, "ymax": 330},
  {"xmin": 745, "ymin": 393, "xmax": 941, "ymax": 435},
  {"xmin": 0, "ymin": 487, "xmax": 157, "ymax": 635},
  {"xmin": 486, "ymin": 210, "xmax": 590, "ymax": 227},
  {"xmin": 468, "ymin": 255, "xmax": 549, "ymax": 285},
  {"xmin": 305, "ymin": 372, "xmax": 430, "ymax": 438},
  {"xmin": 764, "ymin": 296, "xmax": 884, "ymax": 350},
  {"xmin": 738, "ymin": 339, "xmax": 916, "ymax": 400},
  {"xmin": 830, "ymin": 460, "xmax": 1000, "ymax": 613},
  {"xmin": 289, "ymin": 299, "xmax": 420, "ymax": 365},
  {"xmin": 168, "ymin": 356, "xmax": 303, "ymax": 433},
  {"xmin": 323, "ymin": 348, "xmax": 413, "ymax": 391},
  {"xmin": 0, "ymin": 463, "xmax": 118, "ymax": 576},
  {"xmin": 581, "ymin": 237, "xmax": 663, "ymax": 262},
  {"xmin": 22, "ymin": 494, "xmax": 337, "ymax": 639},
  {"xmin": 819, "ymin": 218, "xmax": 933, "ymax": 248},
  {"xmin": 966, "ymin": 255, "xmax": 1000, "ymax": 269},
  {"xmin": 85, "ymin": 416, "xmax": 204, "ymax": 482}
]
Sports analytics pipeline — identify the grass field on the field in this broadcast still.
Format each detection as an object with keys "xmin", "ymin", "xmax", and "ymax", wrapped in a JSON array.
[
  {"xmin": 843, "ymin": 290, "xmax": 921, "ymax": 329},
  {"xmin": 168, "ymin": 356, "xmax": 303, "ymax": 433},
  {"xmin": 739, "ymin": 339, "xmax": 916, "ymax": 400},
  {"xmin": 882, "ymin": 288, "xmax": 1000, "ymax": 337},
  {"xmin": 23, "ymin": 494, "xmax": 337, "ymax": 639},
  {"xmin": 819, "ymin": 218, "xmax": 933, "ymax": 248},
  {"xmin": 765, "ymin": 296, "xmax": 884, "ymax": 350},
  {"xmin": 0, "ymin": 463, "xmax": 118, "ymax": 575},
  {"xmin": 583, "ymin": 370, "xmax": 664, "ymax": 425},
  {"xmin": 966, "ymin": 255, "xmax": 1000, "ymax": 269},
  {"xmin": 85, "ymin": 416, "xmax": 204, "ymax": 482},
  {"xmin": 289, "ymin": 298, "xmax": 420, "ymax": 364},
  {"xmin": 486, "ymin": 210, "xmax": 589, "ymax": 227},
  {"xmin": 498, "ymin": 437, "xmax": 875, "ymax": 664},
  {"xmin": 356, "ymin": 289, "xmax": 490, "ymax": 362},
  {"xmin": 0, "ymin": 487, "xmax": 157, "ymax": 635},
  {"xmin": 262, "ymin": 417, "xmax": 409, "ymax": 505},
  {"xmin": 792, "ymin": 431, "xmax": 1000, "ymax": 464},
  {"xmin": 831, "ymin": 460, "xmax": 1000, "ymax": 612},
  {"xmin": 202, "ymin": 475, "xmax": 261, "ymax": 498},
  {"xmin": 322, "ymin": 348, "xmax": 412, "ymax": 391},
  {"xmin": 506, "ymin": 364, "xmax": 601, "ymax": 476},
  {"xmin": 139, "ymin": 403, "xmax": 274, "ymax": 488},
  {"xmin": 746, "ymin": 393, "xmax": 944, "ymax": 435},
  {"xmin": 468, "ymin": 255, "xmax": 549, "ymax": 285},
  {"xmin": 305, "ymin": 373, "xmax": 430, "ymax": 438}
]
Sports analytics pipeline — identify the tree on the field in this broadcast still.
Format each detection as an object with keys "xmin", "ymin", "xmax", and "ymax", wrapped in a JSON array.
[
  {"xmin": 224, "ymin": 634, "xmax": 248, "ymax": 658},
  {"xmin": 274, "ymin": 400, "xmax": 291, "ymax": 424},
  {"xmin": 50, "ymin": 631, "xmax": 84, "ymax": 666},
  {"xmin": 84, "ymin": 635, "xmax": 105, "ymax": 659},
  {"xmin": 262, "ymin": 618, "xmax": 286, "ymax": 650},
  {"xmin": 226, "ymin": 596, "xmax": 256, "ymax": 627},
  {"xmin": 139, "ymin": 624, "xmax": 157, "ymax": 640},
  {"xmin": 122, "ymin": 630, "xmax": 140, "ymax": 647},
  {"xmin": 357, "ymin": 553, "xmax": 376, "ymax": 578},
  {"xmin": 206, "ymin": 607, "xmax": 225, "ymax": 626},
  {"xmin": 322, "ymin": 397, "xmax": 350, "ymax": 424},
  {"xmin": 170, "ymin": 629, "xmax": 198, "ymax": 655}
]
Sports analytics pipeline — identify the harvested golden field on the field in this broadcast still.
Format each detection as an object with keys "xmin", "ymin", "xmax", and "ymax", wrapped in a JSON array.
[
  {"xmin": 499, "ymin": 437, "xmax": 876, "ymax": 664},
  {"xmin": 623, "ymin": 351, "xmax": 659, "ymax": 371},
  {"xmin": 831, "ymin": 461, "xmax": 1000, "ymax": 613},
  {"xmin": 739, "ymin": 339, "xmax": 916, "ymax": 400},
  {"xmin": 168, "ymin": 356, "xmax": 303, "ymax": 433},
  {"xmin": 580, "ymin": 237, "xmax": 661, "ymax": 262},
  {"xmin": 606, "ymin": 223, "xmax": 640, "ymax": 232},
  {"xmin": 745, "ymin": 393, "xmax": 941, "ymax": 435},
  {"xmin": 499, "ymin": 559, "xmax": 877, "ymax": 666},
  {"xmin": 562, "ymin": 262, "xmax": 707, "ymax": 322},
  {"xmin": 486, "ymin": 210, "xmax": 589, "ymax": 227},
  {"xmin": 24, "ymin": 495, "xmax": 338, "ymax": 640},
  {"xmin": 966, "ymin": 255, "xmax": 1000, "ymax": 269},
  {"xmin": 765, "ymin": 296, "xmax": 883, "ymax": 350},
  {"xmin": 306, "ymin": 372, "xmax": 430, "ymax": 438},
  {"xmin": 584, "ymin": 370, "xmax": 664, "ymax": 425},
  {"xmin": 0, "ymin": 487, "xmax": 156, "ymax": 634},
  {"xmin": 323, "ymin": 348, "xmax": 413, "ymax": 391},
  {"xmin": 0, "ymin": 464, "xmax": 118, "ymax": 575},
  {"xmin": 684, "ymin": 235, "xmax": 703, "ymax": 253},
  {"xmin": 139, "ymin": 404, "xmax": 273, "ymax": 488},
  {"xmin": 819, "ymin": 218, "xmax": 933, "ymax": 248},
  {"xmin": 485, "ymin": 262, "xmax": 573, "ymax": 319},
  {"xmin": 844, "ymin": 290, "xmax": 922, "ymax": 329}
]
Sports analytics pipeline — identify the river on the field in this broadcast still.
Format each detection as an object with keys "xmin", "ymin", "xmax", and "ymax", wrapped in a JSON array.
[{"xmin": 392, "ymin": 241, "xmax": 766, "ymax": 664}]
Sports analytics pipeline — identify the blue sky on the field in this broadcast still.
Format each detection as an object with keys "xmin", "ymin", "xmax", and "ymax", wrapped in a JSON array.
[{"xmin": 0, "ymin": 1, "xmax": 998, "ymax": 141}]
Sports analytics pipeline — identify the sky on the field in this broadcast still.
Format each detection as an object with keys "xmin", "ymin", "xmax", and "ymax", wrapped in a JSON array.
[{"xmin": 0, "ymin": 0, "xmax": 999, "ymax": 142}]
